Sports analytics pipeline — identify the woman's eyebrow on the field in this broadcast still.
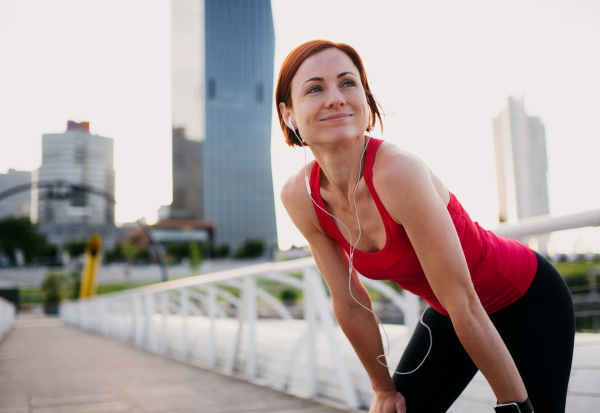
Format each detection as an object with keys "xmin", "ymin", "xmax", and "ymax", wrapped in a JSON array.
[
  {"xmin": 302, "ymin": 71, "xmax": 357, "ymax": 86},
  {"xmin": 337, "ymin": 71, "xmax": 356, "ymax": 78}
]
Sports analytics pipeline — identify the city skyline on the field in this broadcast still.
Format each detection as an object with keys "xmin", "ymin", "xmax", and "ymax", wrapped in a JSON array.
[{"xmin": 0, "ymin": 0, "xmax": 599, "ymax": 253}]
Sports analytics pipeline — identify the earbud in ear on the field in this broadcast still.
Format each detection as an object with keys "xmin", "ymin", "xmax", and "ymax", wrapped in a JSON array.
[{"xmin": 288, "ymin": 115, "xmax": 295, "ymax": 130}]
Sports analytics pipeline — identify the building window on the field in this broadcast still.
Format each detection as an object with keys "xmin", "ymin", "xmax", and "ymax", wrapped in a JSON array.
[
  {"xmin": 70, "ymin": 189, "xmax": 87, "ymax": 207},
  {"xmin": 75, "ymin": 147, "xmax": 85, "ymax": 164},
  {"xmin": 208, "ymin": 78, "xmax": 216, "ymax": 100}
]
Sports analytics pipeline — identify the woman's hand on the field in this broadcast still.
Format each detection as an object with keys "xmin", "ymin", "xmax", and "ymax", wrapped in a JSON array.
[{"xmin": 369, "ymin": 390, "xmax": 406, "ymax": 413}]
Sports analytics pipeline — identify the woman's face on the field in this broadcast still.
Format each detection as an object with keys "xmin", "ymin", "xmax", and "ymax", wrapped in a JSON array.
[{"xmin": 284, "ymin": 48, "xmax": 369, "ymax": 146}]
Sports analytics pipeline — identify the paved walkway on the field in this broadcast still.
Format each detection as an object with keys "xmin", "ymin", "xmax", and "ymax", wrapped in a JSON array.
[{"xmin": 0, "ymin": 314, "xmax": 342, "ymax": 413}]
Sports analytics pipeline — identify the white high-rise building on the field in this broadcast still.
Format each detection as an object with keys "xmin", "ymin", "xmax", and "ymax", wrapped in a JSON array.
[
  {"xmin": 493, "ymin": 97, "xmax": 550, "ymax": 253},
  {"xmin": 493, "ymin": 97, "xmax": 550, "ymax": 222},
  {"xmin": 37, "ymin": 121, "xmax": 115, "ymax": 226}
]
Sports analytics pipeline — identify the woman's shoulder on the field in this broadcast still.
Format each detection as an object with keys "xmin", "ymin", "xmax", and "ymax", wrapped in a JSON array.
[
  {"xmin": 281, "ymin": 160, "xmax": 318, "ymax": 209},
  {"xmin": 281, "ymin": 160, "xmax": 327, "ymax": 238},
  {"xmin": 372, "ymin": 140, "xmax": 450, "ymax": 212},
  {"xmin": 372, "ymin": 140, "xmax": 429, "ymax": 186}
]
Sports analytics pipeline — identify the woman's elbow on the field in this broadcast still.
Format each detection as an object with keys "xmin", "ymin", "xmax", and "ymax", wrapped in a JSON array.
[{"xmin": 444, "ymin": 289, "xmax": 483, "ymax": 321}]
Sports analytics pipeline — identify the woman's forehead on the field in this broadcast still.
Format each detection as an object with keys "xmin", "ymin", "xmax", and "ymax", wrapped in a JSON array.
[{"xmin": 293, "ymin": 49, "xmax": 358, "ymax": 87}]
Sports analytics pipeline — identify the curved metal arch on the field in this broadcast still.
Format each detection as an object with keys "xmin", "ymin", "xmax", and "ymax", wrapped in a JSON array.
[
  {"xmin": 191, "ymin": 285, "xmax": 242, "ymax": 310},
  {"xmin": 224, "ymin": 279, "xmax": 293, "ymax": 320},
  {"xmin": 0, "ymin": 180, "xmax": 116, "ymax": 204},
  {"xmin": 262, "ymin": 271, "xmax": 304, "ymax": 289},
  {"xmin": 186, "ymin": 288, "xmax": 228, "ymax": 318},
  {"xmin": 359, "ymin": 276, "xmax": 409, "ymax": 314}
]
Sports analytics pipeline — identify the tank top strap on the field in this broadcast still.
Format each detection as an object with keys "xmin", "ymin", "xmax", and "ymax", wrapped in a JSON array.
[
  {"xmin": 363, "ymin": 138, "xmax": 391, "ymax": 217},
  {"xmin": 309, "ymin": 160, "xmax": 344, "ymax": 242}
]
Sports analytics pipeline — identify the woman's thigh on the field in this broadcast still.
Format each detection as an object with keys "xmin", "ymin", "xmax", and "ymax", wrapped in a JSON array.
[
  {"xmin": 392, "ymin": 308, "xmax": 478, "ymax": 412},
  {"xmin": 490, "ymin": 253, "xmax": 575, "ymax": 413}
]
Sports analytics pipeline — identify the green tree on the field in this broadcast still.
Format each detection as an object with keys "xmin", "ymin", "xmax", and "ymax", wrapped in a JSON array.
[
  {"xmin": 234, "ymin": 239, "xmax": 264, "ymax": 259},
  {"xmin": 63, "ymin": 240, "xmax": 87, "ymax": 258},
  {"xmin": 0, "ymin": 217, "xmax": 54, "ymax": 263},
  {"xmin": 189, "ymin": 242, "xmax": 202, "ymax": 273}
]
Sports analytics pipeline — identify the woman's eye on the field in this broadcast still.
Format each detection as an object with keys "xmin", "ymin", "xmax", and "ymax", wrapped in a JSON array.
[
  {"xmin": 307, "ymin": 86, "xmax": 322, "ymax": 94},
  {"xmin": 342, "ymin": 79, "xmax": 356, "ymax": 87}
]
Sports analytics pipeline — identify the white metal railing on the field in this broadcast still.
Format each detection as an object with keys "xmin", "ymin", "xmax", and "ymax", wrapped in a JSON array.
[
  {"xmin": 0, "ymin": 297, "xmax": 15, "ymax": 339},
  {"xmin": 61, "ymin": 257, "xmax": 421, "ymax": 410},
  {"xmin": 491, "ymin": 208, "xmax": 600, "ymax": 239}
]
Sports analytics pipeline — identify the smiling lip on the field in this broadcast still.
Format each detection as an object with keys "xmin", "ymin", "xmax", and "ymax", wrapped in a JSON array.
[{"xmin": 321, "ymin": 113, "xmax": 352, "ymax": 122}]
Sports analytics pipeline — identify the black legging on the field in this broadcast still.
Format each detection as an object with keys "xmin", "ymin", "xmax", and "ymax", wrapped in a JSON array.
[{"xmin": 393, "ymin": 252, "xmax": 575, "ymax": 412}]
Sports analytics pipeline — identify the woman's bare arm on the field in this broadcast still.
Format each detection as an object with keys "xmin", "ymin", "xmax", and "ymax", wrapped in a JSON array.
[{"xmin": 373, "ymin": 147, "xmax": 528, "ymax": 404}]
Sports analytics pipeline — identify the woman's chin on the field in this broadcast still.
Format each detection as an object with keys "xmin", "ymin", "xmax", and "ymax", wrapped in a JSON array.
[{"xmin": 313, "ymin": 128, "xmax": 365, "ymax": 145}]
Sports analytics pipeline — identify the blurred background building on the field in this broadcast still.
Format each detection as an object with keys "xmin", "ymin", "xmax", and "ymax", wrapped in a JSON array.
[
  {"xmin": 169, "ymin": 0, "xmax": 278, "ymax": 256},
  {"xmin": 0, "ymin": 169, "xmax": 31, "ymax": 219},
  {"xmin": 36, "ymin": 121, "xmax": 120, "ymax": 250},
  {"xmin": 493, "ymin": 96, "xmax": 550, "ymax": 253},
  {"xmin": 170, "ymin": 127, "xmax": 204, "ymax": 220}
]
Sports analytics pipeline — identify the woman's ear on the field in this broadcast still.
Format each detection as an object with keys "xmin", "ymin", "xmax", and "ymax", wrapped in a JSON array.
[{"xmin": 279, "ymin": 102, "xmax": 294, "ymax": 130}]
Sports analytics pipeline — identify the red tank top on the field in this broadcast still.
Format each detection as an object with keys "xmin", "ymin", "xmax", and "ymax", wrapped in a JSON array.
[{"xmin": 310, "ymin": 138, "xmax": 537, "ymax": 316}]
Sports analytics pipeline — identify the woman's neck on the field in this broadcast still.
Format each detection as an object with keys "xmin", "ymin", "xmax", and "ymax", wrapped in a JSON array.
[{"xmin": 310, "ymin": 134, "xmax": 370, "ymax": 201}]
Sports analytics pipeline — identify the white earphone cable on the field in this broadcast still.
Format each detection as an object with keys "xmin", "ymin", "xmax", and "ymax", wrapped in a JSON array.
[{"xmin": 289, "ymin": 120, "xmax": 432, "ymax": 375}]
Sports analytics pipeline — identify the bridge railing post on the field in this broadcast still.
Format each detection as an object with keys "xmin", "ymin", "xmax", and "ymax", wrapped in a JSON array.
[
  {"xmin": 208, "ymin": 285, "xmax": 217, "ymax": 367},
  {"xmin": 302, "ymin": 266, "xmax": 318, "ymax": 398},
  {"xmin": 133, "ymin": 295, "xmax": 142, "ymax": 346},
  {"xmin": 306, "ymin": 267, "xmax": 359, "ymax": 409},
  {"xmin": 244, "ymin": 275, "xmax": 257, "ymax": 378},
  {"xmin": 161, "ymin": 291, "xmax": 169, "ymax": 354},
  {"xmin": 179, "ymin": 288, "xmax": 189, "ymax": 358},
  {"xmin": 145, "ymin": 293, "xmax": 157, "ymax": 351}
]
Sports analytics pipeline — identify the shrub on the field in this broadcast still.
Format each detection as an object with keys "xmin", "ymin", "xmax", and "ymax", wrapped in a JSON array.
[
  {"xmin": 210, "ymin": 243, "xmax": 230, "ymax": 258},
  {"xmin": 41, "ymin": 272, "xmax": 67, "ymax": 314},
  {"xmin": 234, "ymin": 239, "xmax": 264, "ymax": 259},
  {"xmin": 281, "ymin": 288, "xmax": 299, "ymax": 304}
]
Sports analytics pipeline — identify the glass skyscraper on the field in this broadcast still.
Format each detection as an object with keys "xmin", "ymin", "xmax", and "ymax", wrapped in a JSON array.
[{"xmin": 171, "ymin": 0, "xmax": 277, "ymax": 254}]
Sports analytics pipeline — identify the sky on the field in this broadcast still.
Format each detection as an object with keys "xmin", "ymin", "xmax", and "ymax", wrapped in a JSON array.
[{"xmin": 0, "ymin": 0, "xmax": 599, "ymax": 253}]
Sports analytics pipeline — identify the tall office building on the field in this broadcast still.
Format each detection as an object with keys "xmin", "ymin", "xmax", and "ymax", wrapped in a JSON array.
[
  {"xmin": 493, "ymin": 97, "xmax": 550, "ymax": 253},
  {"xmin": 171, "ymin": 0, "xmax": 278, "ymax": 253},
  {"xmin": 493, "ymin": 97, "xmax": 550, "ymax": 223},
  {"xmin": 37, "ymin": 121, "xmax": 115, "ymax": 226},
  {"xmin": 0, "ymin": 169, "xmax": 32, "ymax": 219}
]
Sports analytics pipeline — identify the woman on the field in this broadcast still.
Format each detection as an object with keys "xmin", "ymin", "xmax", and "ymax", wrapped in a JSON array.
[{"xmin": 277, "ymin": 40, "xmax": 575, "ymax": 413}]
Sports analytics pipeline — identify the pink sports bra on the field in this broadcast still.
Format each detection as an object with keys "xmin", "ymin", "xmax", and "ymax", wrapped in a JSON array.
[{"xmin": 310, "ymin": 138, "xmax": 537, "ymax": 316}]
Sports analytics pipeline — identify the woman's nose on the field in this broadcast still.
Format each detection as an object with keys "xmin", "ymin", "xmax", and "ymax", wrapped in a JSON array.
[{"xmin": 325, "ymin": 87, "xmax": 346, "ymax": 108}]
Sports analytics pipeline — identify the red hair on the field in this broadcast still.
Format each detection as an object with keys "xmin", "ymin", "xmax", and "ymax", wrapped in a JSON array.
[{"xmin": 275, "ymin": 40, "xmax": 384, "ymax": 147}]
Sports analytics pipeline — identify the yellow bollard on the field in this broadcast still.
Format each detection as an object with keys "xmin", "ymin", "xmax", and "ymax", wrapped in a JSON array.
[{"xmin": 79, "ymin": 233, "xmax": 103, "ymax": 299}]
